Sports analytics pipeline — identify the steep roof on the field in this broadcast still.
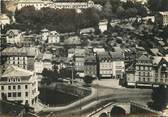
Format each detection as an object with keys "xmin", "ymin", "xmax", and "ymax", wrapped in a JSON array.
[
  {"xmin": 2, "ymin": 47, "xmax": 37, "ymax": 56},
  {"xmin": 137, "ymin": 54, "xmax": 151, "ymax": 61},
  {"xmin": 2, "ymin": 65, "xmax": 33, "ymax": 78}
]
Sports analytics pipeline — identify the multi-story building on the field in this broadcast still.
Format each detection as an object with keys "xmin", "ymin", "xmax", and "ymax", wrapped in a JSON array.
[
  {"xmin": 48, "ymin": 31, "xmax": 60, "ymax": 44},
  {"xmin": 155, "ymin": 12, "xmax": 168, "ymax": 26},
  {"xmin": 1, "ymin": 47, "xmax": 39, "ymax": 71},
  {"xmin": 0, "ymin": 65, "xmax": 39, "ymax": 108},
  {"xmin": 74, "ymin": 48, "xmax": 85, "ymax": 72},
  {"xmin": 153, "ymin": 57, "xmax": 168, "ymax": 85},
  {"xmin": 97, "ymin": 52, "xmax": 125, "ymax": 79},
  {"xmin": 17, "ymin": 0, "xmax": 99, "ymax": 10},
  {"xmin": 6, "ymin": 29, "xmax": 22, "ymax": 45},
  {"xmin": 126, "ymin": 55, "xmax": 168, "ymax": 87},
  {"xmin": 135, "ymin": 55, "xmax": 153, "ymax": 86},
  {"xmin": 0, "ymin": 14, "xmax": 10, "ymax": 29},
  {"xmin": 84, "ymin": 56, "xmax": 97, "ymax": 78},
  {"xmin": 42, "ymin": 52, "xmax": 53, "ymax": 70}
]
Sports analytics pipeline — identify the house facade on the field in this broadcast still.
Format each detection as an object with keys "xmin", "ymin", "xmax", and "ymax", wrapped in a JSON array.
[
  {"xmin": 0, "ymin": 65, "xmax": 39, "ymax": 108},
  {"xmin": 98, "ymin": 52, "xmax": 125, "ymax": 79},
  {"xmin": 155, "ymin": 12, "xmax": 168, "ymax": 26},
  {"xmin": 6, "ymin": 29, "xmax": 23, "ymax": 45},
  {"xmin": 1, "ymin": 47, "xmax": 39, "ymax": 71},
  {"xmin": 84, "ymin": 56, "xmax": 97, "ymax": 78},
  {"xmin": 126, "ymin": 55, "xmax": 168, "ymax": 87}
]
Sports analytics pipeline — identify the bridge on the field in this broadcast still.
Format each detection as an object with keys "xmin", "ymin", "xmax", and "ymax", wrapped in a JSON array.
[
  {"xmin": 87, "ymin": 101, "xmax": 162, "ymax": 117},
  {"xmin": 88, "ymin": 102, "xmax": 130, "ymax": 117}
]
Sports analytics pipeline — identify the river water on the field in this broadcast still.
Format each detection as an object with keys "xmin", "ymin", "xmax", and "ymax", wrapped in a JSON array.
[{"xmin": 39, "ymin": 87, "xmax": 79, "ymax": 106}]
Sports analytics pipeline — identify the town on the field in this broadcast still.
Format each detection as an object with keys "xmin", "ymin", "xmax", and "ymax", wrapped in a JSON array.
[{"xmin": 0, "ymin": 0, "xmax": 168, "ymax": 117}]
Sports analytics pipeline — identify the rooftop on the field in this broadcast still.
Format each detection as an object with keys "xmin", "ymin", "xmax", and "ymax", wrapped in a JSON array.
[
  {"xmin": 2, "ymin": 47, "xmax": 38, "ymax": 56},
  {"xmin": 2, "ymin": 65, "xmax": 33, "ymax": 78},
  {"xmin": 137, "ymin": 54, "xmax": 151, "ymax": 61}
]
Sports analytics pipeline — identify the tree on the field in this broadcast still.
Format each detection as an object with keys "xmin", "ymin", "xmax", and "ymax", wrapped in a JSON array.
[
  {"xmin": 125, "ymin": 8, "xmax": 138, "ymax": 18},
  {"xmin": 59, "ymin": 68, "xmax": 76, "ymax": 79},
  {"xmin": 41, "ymin": 68, "xmax": 59, "ymax": 84},
  {"xmin": 102, "ymin": 0, "xmax": 113, "ymax": 21},
  {"xmin": 149, "ymin": 86, "xmax": 168, "ymax": 111},
  {"xmin": 147, "ymin": 0, "xmax": 161, "ymax": 11},
  {"xmin": 83, "ymin": 75, "xmax": 94, "ymax": 86},
  {"xmin": 160, "ymin": 0, "xmax": 168, "ymax": 11},
  {"xmin": 116, "ymin": 6, "xmax": 125, "ymax": 19}
]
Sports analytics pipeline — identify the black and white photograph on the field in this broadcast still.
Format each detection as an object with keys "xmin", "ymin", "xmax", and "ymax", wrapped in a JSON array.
[{"xmin": 0, "ymin": 0, "xmax": 168, "ymax": 116}]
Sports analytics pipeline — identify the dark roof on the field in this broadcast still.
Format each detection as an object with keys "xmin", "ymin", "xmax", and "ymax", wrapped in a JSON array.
[{"xmin": 137, "ymin": 54, "xmax": 151, "ymax": 61}]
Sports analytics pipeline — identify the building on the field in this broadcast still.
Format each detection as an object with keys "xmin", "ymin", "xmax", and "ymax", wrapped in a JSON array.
[
  {"xmin": 153, "ymin": 56, "xmax": 168, "ymax": 85},
  {"xmin": 42, "ymin": 52, "xmax": 53, "ymax": 70},
  {"xmin": 6, "ymin": 29, "xmax": 23, "ymax": 45},
  {"xmin": 98, "ymin": 20, "xmax": 108, "ymax": 33},
  {"xmin": 1, "ymin": 47, "xmax": 39, "ymax": 71},
  {"xmin": 17, "ymin": 0, "xmax": 99, "ymax": 10},
  {"xmin": 74, "ymin": 48, "xmax": 85, "ymax": 72},
  {"xmin": 110, "ymin": 52, "xmax": 125, "ymax": 79},
  {"xmin": 126, "ymin": 55, "xmax": 168, "ymax": 87},
  {"xmin": 155, "ymin": 12, "xmax": 168, "ymax": 26},
  {"xmin": 48, "ymin": 31, "xmax": 60, "ymax": 44},
  {"xmin": 126, "ymin": 55, "xmax": 153, "ymax": 86},
  {"xmin": 97, "ymin": 52, "xmax": 125, "ymax": 79},
  {"xmin": 0, "ymin": 14, "xmax": 10, "ymax": 29},
  {"xmin": 84, "ymin": 56, "xmax": 97, "ymax": 78},
  {"xmin": 0, "ymin": 65, "xmax": 39, "ymax": 108}
]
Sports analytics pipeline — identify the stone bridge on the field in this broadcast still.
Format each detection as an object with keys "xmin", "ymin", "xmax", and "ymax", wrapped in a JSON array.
[{"xmin": 88, "ymin": 102, "xmax": 131, "ymax": 117}]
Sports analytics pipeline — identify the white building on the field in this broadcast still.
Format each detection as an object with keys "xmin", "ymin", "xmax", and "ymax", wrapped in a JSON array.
[
  {"xmin": 98, "ymin": 52, "xmax": 125, "ymax": 79},
  {"xmin": 0, "ymin": 14, "xmax": 10, "ymax": 29},
  {"xmin": 1, "ymin": 47, "xmax": 39, "ymax": 71},
  {"xmin": 0, "ymin": 65, "xmax": 39, "ymax": 108},
  {"xmin": 42, "ymin": 52, "xmax": 53, "ymax": 70},
  {"xmin": 48, "ymin": 31, "xmax": 60, "ymax": 44},
  {"xmin": 98, "ymin": 20, "xmax": 108, "ymax": 33},
  {"xmin": 126, "ymin": 55, "xmax": 168, "ymax": 87},
  {"xmin": 6, "ymin": 29, "xmax": 23, "ymax": 44}
]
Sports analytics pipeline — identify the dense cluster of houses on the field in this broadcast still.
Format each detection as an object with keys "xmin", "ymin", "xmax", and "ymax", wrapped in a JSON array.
[{"xmin": 1, "ymin": 2, "xmax": 168, "ymax": 109}]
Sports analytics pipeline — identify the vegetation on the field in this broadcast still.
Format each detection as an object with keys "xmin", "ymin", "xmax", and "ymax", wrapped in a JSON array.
[
  {"xmin": 14, "ymin": 6, "xmax": 100, "ymax": 33},
  {"xmin": 83, "ymin": 75, "xmax": 94, "ymax": 86},
  {"xmin": 148, "ymin": 86, "xmax": 168, "ymax": 111},
  {"xmin": 41, "ymin": 68, "xmax": 59, "ymax": 85},
  {"xmin": 147, "ymin": 0, "xmax": 168, "ymax": 11}
]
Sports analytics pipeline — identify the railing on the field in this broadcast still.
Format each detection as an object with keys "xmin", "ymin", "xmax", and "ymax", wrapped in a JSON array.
[{"xmin": 130, "ymin": 101, "xmax": 162, "ymax": 115}]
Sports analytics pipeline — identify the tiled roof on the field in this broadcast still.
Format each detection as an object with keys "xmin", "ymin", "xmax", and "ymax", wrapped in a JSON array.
[
  {"xmin": 2, "ymin": 47, "xmax": 37, "ymax": 56},
  {"xmin": 2, "ymin": 65, "xmax": 33, "ymax": 78},
  {"xmin": 109, "ymin": 52, "xmax": 124, "ymax": 60},
  {"xmin": 85, "ymin": 56, "xmax": 96, "ymax": 62},
  {"xmin": 137, "ymin": 54, "xmax": 151, "ymax": 61}
]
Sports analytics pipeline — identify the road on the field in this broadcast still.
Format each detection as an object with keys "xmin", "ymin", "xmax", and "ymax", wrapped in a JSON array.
[{"xmin": 38, "ymin": 85, "xmax": 152, "ymax": 117}]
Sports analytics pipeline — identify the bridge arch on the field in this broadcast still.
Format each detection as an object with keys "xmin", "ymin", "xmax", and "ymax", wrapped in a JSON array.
[
  {"xmin": 99, "ymin": 112, "xmax": 108, "ymax": 117},
  {"xmin": 110, "ymin": 105, "xmax": 126, "ymax": 116}
]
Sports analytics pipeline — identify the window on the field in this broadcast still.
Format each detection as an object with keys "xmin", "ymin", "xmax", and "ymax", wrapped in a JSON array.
[
  {"xmin": 143, "ymin": 78, "xmax": 145, "ymax": 82},
  {"xmin": 18, "ymin": 85, "xmax": 21, "ymax": 89},
  {"xmin": 25, "ymin": 92, "xmax": 28, "ymax": 97},
  {"xmin": 18, "ymin": 92, "xmax": 21, "ymax": 97},
  {"xmin": 8, "ymin": 86, "xmax": 11, "ymax": 90},
  {"xmin": 13, "ymin": 85, "xmax": 16, "ymax": 90},
  {"xmin": 1, "ymin": 86, "xmax": 4, "ymax": 90},
  {"xmin": 25, "ymin": 85, "xmax": 28, "ymax": 89},
  {"xmin": 8, "ymin": 93, "xmax": 11, "ymax": 97},
  {"xmin": 13, "ymin": 92, "xmax": 16, "ymax": 97}
]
